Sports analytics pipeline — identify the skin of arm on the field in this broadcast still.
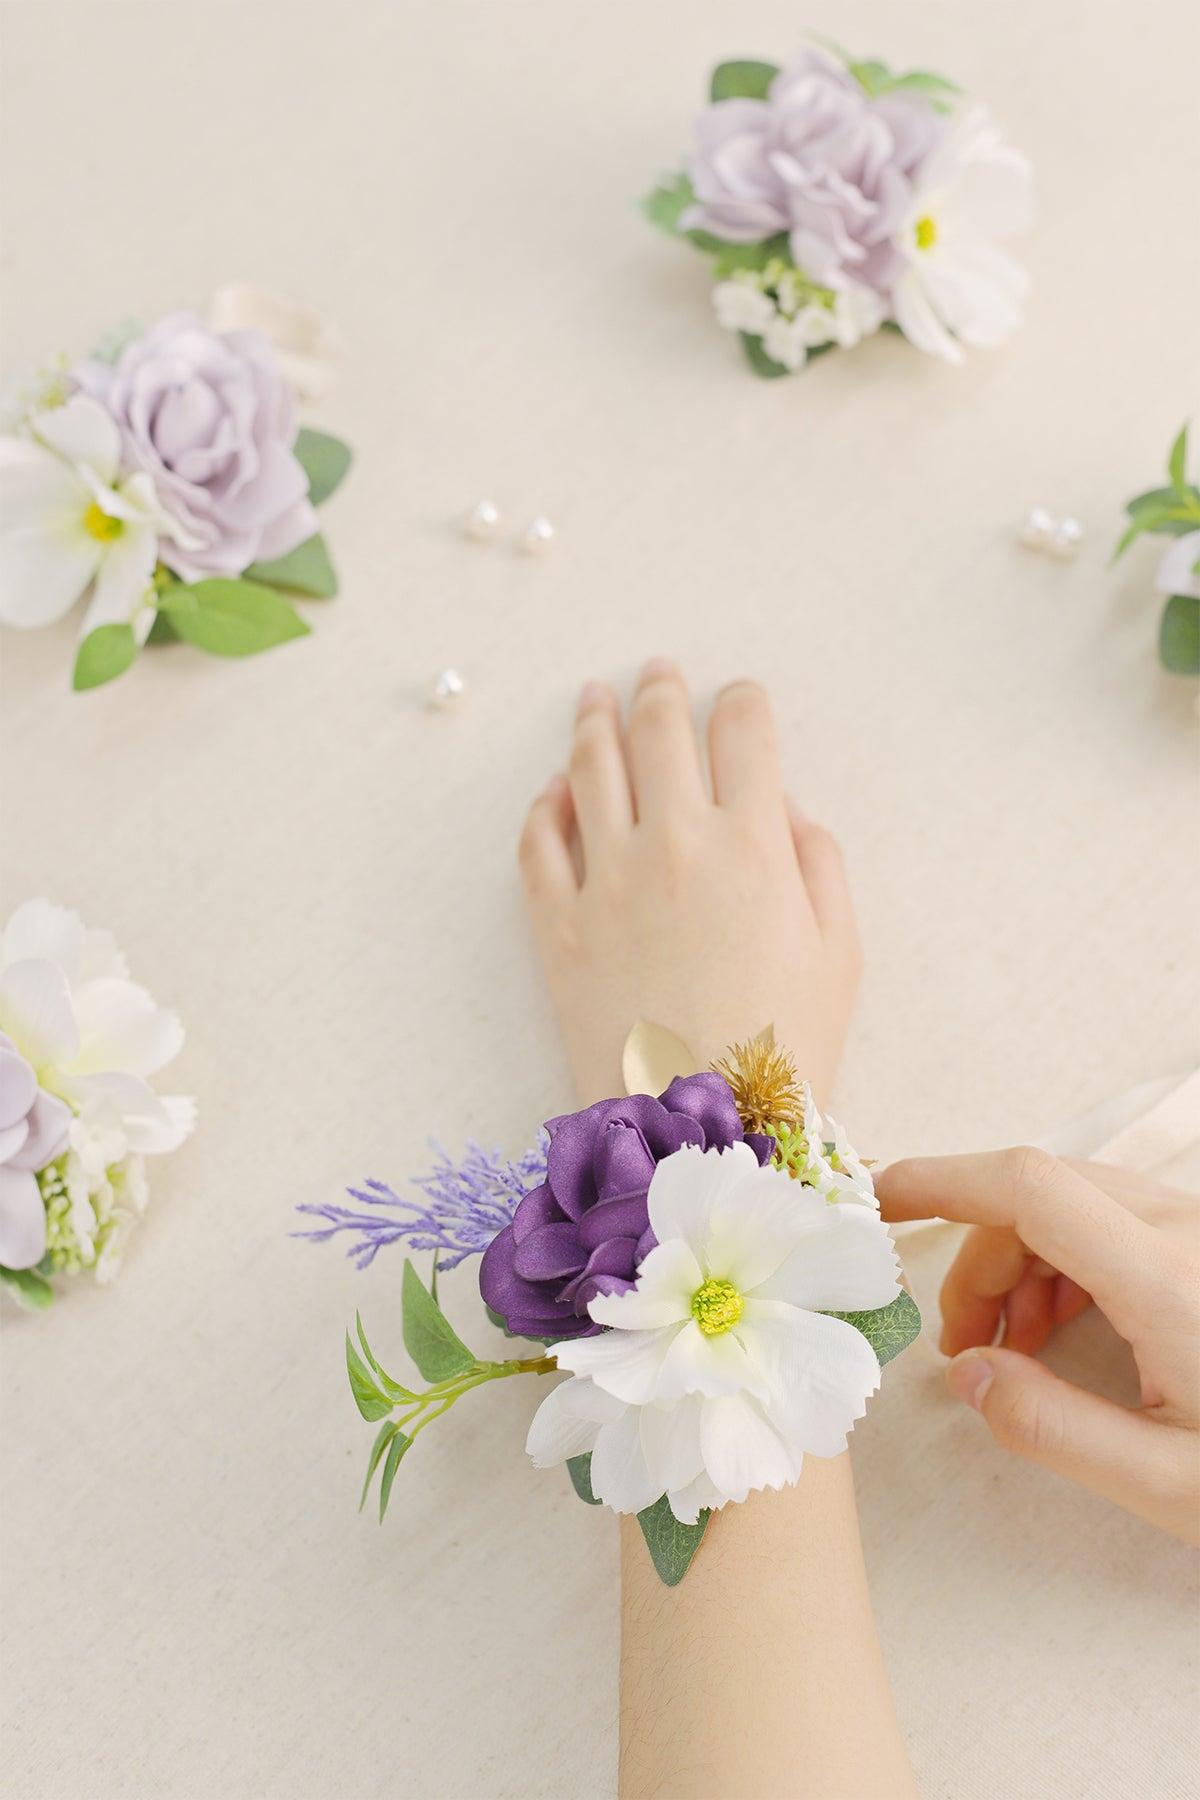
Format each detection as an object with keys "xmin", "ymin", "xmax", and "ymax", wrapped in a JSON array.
[{"xmin": 518, "ymin": 660, "xmax": 917, "ymax": 1800}]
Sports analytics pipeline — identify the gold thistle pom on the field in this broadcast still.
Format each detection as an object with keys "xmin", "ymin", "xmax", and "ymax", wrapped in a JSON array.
[{"xmin": 711, "ymin": 1034, "xmax": 803, "ymax": 1135}]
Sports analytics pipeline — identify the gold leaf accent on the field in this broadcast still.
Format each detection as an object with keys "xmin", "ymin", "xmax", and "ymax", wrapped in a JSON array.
[
  {"xmin": 711, "ymin": 1029, "xmax": 803, "ymax": 1134},
  {"xmin": 622, "ymin": 1020, "xmax": 701, "ymax": 1097}
]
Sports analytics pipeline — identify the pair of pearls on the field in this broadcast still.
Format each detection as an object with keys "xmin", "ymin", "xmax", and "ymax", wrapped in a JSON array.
[
  {"xmin": 464, "ymin": 499, "xmax": 555, "ymax": 555},
  {"xmin": 1019, "ymin": 507, "xmax": 1084, "ymax": 558}
]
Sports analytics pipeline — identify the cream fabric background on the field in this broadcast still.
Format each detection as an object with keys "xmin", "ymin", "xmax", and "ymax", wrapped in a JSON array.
[{"xmin": 1, "ymin": 1, "xmax": 1198, "ymax": 1796}]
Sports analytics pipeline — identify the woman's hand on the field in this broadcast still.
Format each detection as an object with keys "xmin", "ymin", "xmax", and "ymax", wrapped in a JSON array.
[
  {"xmin": 877, "ymin": 1150, "xmax": 1200, "ymax": 1543},
  {"xmin": 517, "ymin": 659, "xmax": 861, "ymax": 1106}
]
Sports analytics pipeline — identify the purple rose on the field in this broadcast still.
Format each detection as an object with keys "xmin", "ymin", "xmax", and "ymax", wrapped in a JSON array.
[
  {"xmin": 684, "ymin": 48, "xmax": 945, "ymax": 293},
  {"xmin": 76, "ymin": 312, "xmax": 315, "ymax": 580},
  {"xmin": 0, "ymin": 1031, "xmax": 71, "ymax": 1270},
  {"xmin": 480, "ymin": 1075, "xmax": 770, "ymax": 1340}
]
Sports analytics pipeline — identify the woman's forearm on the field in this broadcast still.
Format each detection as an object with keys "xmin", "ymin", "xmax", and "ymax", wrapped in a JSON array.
[{"xmin": 619, "ymin": 1454, "xmax": 916, "ymax": 1800}]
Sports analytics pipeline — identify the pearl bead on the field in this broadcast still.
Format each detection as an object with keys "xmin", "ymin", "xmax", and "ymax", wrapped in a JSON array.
[
  {"xmin": 1018, "ymin": 506, "xmax": 1055, "ymax": 549},
  {"xmin": 1050, "ymin": 516, "xmax": 1084, "ymax": 557},
  {"xmin": 430, "ymin": 667, "xmax": 466, "ymax": 710},
  {"xmin": 521, "ymin": 515, "xmax": 555, "ymax": 555},
  {"xmin": 464, "ymin": 500, "xmax": 500, "ymax": 541}
]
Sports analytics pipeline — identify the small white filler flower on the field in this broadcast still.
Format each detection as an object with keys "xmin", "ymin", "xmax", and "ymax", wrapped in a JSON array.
[{"xmin": 527, "ymin": 1140, "xmax": 900, "ymax": 1521}]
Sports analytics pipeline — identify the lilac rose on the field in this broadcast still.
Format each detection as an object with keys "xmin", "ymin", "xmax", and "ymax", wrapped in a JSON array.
[
  {"xmin": 480, "ymin": 1074, "xmax": 770, "ymax": 1340},
  {"xmin": 0, "ymin": 1032, "xmax": 71, "ymax": 1270},
  {"xmin": 76, "ymin": 312, "xmax": 315, "ymax": 580},
  {"xmin": 684, "ymin": 48, "xmax": 945, "ymax": 293}
]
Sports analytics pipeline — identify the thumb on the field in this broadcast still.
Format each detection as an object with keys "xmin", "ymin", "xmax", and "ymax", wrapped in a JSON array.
[{"xmin": 945, "ymin": 1347, "xmax": 1181, "ymax": 1530}]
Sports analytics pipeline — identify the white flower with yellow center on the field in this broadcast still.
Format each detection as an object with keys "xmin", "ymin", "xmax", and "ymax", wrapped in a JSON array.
[
  {"xmin": 526, "ymin": 1141, "xmax": 901, "ymax": 1521},
  {"xmin": 889, "ymin": 108, "xmax": 1033, "ymax": 365},
  {"xmin": 0, "ymin": 394, "xmax": 176, "ymax": 637}
]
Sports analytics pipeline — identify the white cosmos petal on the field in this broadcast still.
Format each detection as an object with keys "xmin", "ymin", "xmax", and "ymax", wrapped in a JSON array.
[
  {"xmin": 587, "ymin": 1237, "xmax": 700, "ymax": 1331},
  {"xmin": 30, "ymin": 395, "xmax": 121, "ymax": 484},
  {"xmin": 589, "ymin": 1407, "xmax": 662, "ymax": 1514},
  {"xmin": 639, "ymin": 1394, "xmax": 705, "ymax": 1494},
  {"xmin": 0, "ymin": 959, "xmax": 80, "ymax": 1070},
  {"xmin": 743, "ymin": 1300, "xmax": 881, "ymax": 1456},
  {"xmin": 667, "ymin": 1469, "xmax": 729, "ymax": 1524},
  {"xmin": 699, "ymin": 1392, "xmax": 802, "ymax": 1504},
  {"xmin": 0, "ymin": 437, "xmax": 99, "ymax": 627},
  {"xmin": 525, "ymin": 1375, "xmax": 627, "ymax": 1467},
  {"xmin": 2, "ymin": 901, "xmax": 86, "ymax": 980},
  {"xmin": 0, "ymin": 1165, "xmax": 49, "ymax": 1269},
  {"xmin": 704, "ymin": 1161, "xmax": 829, "ymax": 1291},
  {"xmin": 891, "ymin": 268, "xmax": 963, "ymax": 363},
  {"xmin": 160, "ymin": 1095, "xmax": 197, "ymax": 1145},
  {"xmin": 71, "ymin": 978, "xmax": 184, "ymax": 1079},
  {"xmin": 656, "ymin": 1317, "xmax": 765, "ymax": 1401},
  {"xmin": 553, "ymin": 1321, "xmax": 682, "ymax": 1404},
  {"xmin": 646, "ymin": 1140, "xmax": 759, "ymax": 1258},
  {"xmin": 80, "ymin": 521, "xmax": 158, "ymax": 642},
  {"xmin": 61, "ymin": 1071, "xmax": 188, "ymax": 1154},
  {"xmin": 749, "ymin": 1202, "xmax": 899, "ymax": 1313}
]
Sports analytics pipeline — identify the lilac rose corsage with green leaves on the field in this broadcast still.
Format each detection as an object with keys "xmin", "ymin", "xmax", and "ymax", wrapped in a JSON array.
[
  {"xmin": 301, "ymin": 1023, "xmax": 920, "ymax": 1586},
  {"xmin": 1115, "ymin": 423, "xmax": 1200, "ymax": 679},
  {"xmin": 0, "ymin": 291, "xmax": 351, "ymax": 690},
  {"xmin": 643, "ymin": 42, "xmax": 1033, "ymax": 378}
]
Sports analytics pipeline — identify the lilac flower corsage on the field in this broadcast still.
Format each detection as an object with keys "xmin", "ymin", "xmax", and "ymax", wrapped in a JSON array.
[
  {"xmin": 1115, "ymin": 423, "xmax": 1200, "ymax": 678},
  {"xmin": 643, "ymin": 42, "xmax": 1033, "ymax": 378},
  {"xmin": 303, "ymin": 1024, "xmax": 919, "ymax": 1586},
  {"xmin": 0, "ymin": 288, "xmax": 351, "ymax": 690}
]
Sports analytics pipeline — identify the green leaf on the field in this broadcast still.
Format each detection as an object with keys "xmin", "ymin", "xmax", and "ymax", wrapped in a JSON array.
[
  {"xmin": 345, "ymin": 1332, "xmax": 394, "ymax": 1422},
  {"xmin": 636, "ymin": 1495, "xmax": 711, "ymax": 1586},
  {"xmin": 246, "ymin": 533, "xmax": 338, "ymax": 598},
  {"xmin": 641, "ymin": 171, "xmax": 695, "ymax": 237},
  {"xmin": 1126, "ymin": 487, "xmax": 1200, "ymax": 536},
  {"xmin": 713, "ymin": 233, "xmax": 790, "ymax": 278},
  {"xmin": 144, "ymin": 609, "xmax": 179, "ymax": 646},
  {"xmin": 378, "ymin": 1430, "xmax": 410, "ymax": 1521},
  {"xmin": 355, "ymin": 1311, "xmax": 416, "ymax": 1402},
  {"xmin": 566, "ymin": 1453, "xmax": 602, "ymax": 1506},
  {"xmin": 72, "ymin": 623, "xmax": 138, "ymax": 691},
  {"xmin": 739, "ymin": 333, "xmax": 791, "ymax": 379},
  {"xmin": 1167, "ymin": 424, "xmax": 1189, "ymax": 495},
  {"xmin": 709, "ymin": 59, "xmax": 778, "ymax": 102},
  {"xmin": 1159, "ymin": 594, "xmax": 1200, "ymax": 676},
  {"xmin": 0, "ymin": 1265, "xmax": 54, "ymax": 1308},
  {"xmin": 359, "ymin": 1420, "xmax": 402, "ymax": 1510},
  {"xmin": 824, "ymin": 1290, "xmax": 922, "ymax": 1366},
  {"xmin": 849, "ymin": 57, "xmax": 893, "ymax": 95},
  {"xmin": 160, "ymin": 579, "xmax": 309, "ymax": 657},
  {"xmin": 401, "ymin": 1258, "xmax": 476, "ymax": 1382},
  {"xmin": 883, "ymin": 69, "xmax": 962, "ymax": 107},
  {"xmin": 295, "ymin": 428, "xmax": 352, "ymax": 505}
]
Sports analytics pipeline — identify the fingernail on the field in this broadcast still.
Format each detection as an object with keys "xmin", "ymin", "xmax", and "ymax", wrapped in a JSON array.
[
  {"xmin": 638, "ymin": 656, "xmax": 676, "ymax": 682},
  {"xmin": 576, "ymin": 681, "xmax": 606, "ymax": 714},
  {"xmin": 946, "ymin": 1352, "xmax": 994, "ymax": 1410}
]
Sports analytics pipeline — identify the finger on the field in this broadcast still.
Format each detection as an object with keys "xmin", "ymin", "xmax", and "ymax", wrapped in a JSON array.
[
  {"xmin": 788, "ymin": 802, "xmax": 858, "ymax": 951},
  {"xmin": 517, "ymin": 774, "xmax": 578, "ymax": 908},
  {"xmin": 938, "ymin": 1225, "xmax": 1027, "ymax": 1356},
  {"xmin": 1053, "ymin": 1275, "xmax": 1092, "ymax": 1326},
  {"xmin": 946, "ymin": 1346, "xmax": 1192, "ymax": 1539},
  {"xmin": 1062, "ymin": 1159, "xmax": 1200, "ymax": 1237},
  {"xmin": 1000, "ymin": 1262, "xmax": 1056, "ymax": 1355},
  {"xmin": 568, "ymin": 682, "xmax": 633, "ymax": 861},
  {"xmin": 707, "ymin": 679, "xmax": 782, "ymax": 811},
  {"xmin": 876, "ymin": 1148, "xmax": 1172, "ymax": 1337},
  {"xmin": 625, "ymin": 659, "xmax": 707, "ymax": 821}
]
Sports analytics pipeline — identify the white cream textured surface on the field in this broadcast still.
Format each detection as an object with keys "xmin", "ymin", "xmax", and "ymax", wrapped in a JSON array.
[{"xmin": 1, "ymin": 2, "xmax": 1198, "ymax": 1796}]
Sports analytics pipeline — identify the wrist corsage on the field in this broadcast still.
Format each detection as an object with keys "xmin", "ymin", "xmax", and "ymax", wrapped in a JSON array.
[
  {"xmin": 1115, "ymin": 423, "xmax": 1200, "ymax": 678},
  {"xmin": 305, "ymin": 1024, "xmax": 919, "ymax": 1586},
  {"xmin": 0, "ymin": 291, "xmax": 351, "ymax": 690},
  {"xmin": 643, "ymin": 41, "xmax": 1032, "ymax": 377},
  {"xmin": 0, "ymin": 900, "xmax": 194, "ymax": 1308}
]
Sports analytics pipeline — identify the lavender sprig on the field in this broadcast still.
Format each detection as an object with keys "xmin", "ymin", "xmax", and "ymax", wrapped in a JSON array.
[{"xmin": 295, "ymin": 1136, "xmax": 547, "ymax": 1272}]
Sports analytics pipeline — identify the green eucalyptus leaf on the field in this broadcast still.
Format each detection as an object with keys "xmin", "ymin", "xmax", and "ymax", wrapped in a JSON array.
[
  {"xmin": 566, "ymin": 1453, "xmax": 602, "ymax": 1506},
  {"xmin": 359, "ymin": 1420, "xmax": 402, "ymax": 1510},
  {"xmin": 160, "ymin": 579, "xmax": 309, "ymax": 657},
  {"xmin": 402, "ymin": 1258, "xmax": 476, "ymax": 1382},
  {"xmin": 641, "ymin": 171, "xmax": 695, "ymax": 236},
  {"xmin": 0, "ymin": 1265, "xmax": 54, "ymax": 1308},
  {"xmin": 246, "ymin": 533, "xmax": 338, "ymax": 598},
  {"xmin": 636, "ymin": 1495, "xmax": 711, "ymax": 1586},
  {"xmin": 1159, "ymin": 594, "xmax": 1200, "ymax": 676},
  {"xmin": 378, "ymin": 1430, "xmax": 410, "ymax": 1521},
  {"xmin": 72, "ymin": 623, "xmax": 138, "ymax": 691},
  {"xmin": 345, "ymin": 1333, "xmax": 394, "ymax": 1422},
  {"xmin": 824, "ymin": 1290, "xmax": 922, "ymax": 1366},
  {"xmin": 709, "ymin": 59, "xmax": 778, "ymax": 102},
  {"xmin": 1167, "ymin": 424, "xmax": 1189, "ymax": 494},
  {"xmin": 144, "ymin": 609, "xmax": 179, "ymax": 646},
  {"xmin": 295, "ymin": 428, "xmax": 352, "ymax": 506},
  {"xmin": 739, "ymin": 333, "xmax": 791, "ymax": 379}
]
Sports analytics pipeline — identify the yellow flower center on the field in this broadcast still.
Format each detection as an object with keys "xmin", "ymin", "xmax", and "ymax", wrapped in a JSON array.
[
  {"xmin": 83, "ymin": 501, "xmax": 123, "ymax": 543},
  {"xmin": 691, "ymin": 1277, "xmax": 744, "ymax": 1337},
  {"xmin": 914, "ymin": 215, "xmax": 938, "ymax": 251}
]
